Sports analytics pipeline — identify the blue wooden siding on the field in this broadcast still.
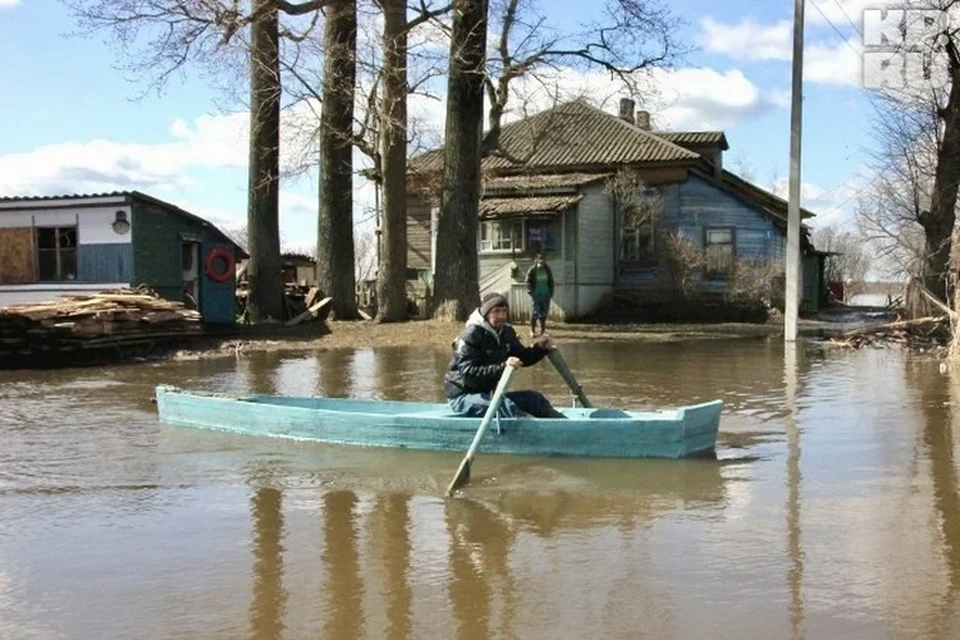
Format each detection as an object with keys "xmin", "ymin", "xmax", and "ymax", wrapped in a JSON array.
[
  {"xmin": 618, "ymin": 174, "xmax": 785, "ymax": 290},
  {"xmin": 77, "ymin": 243, "xmax": 134, "ymax": 283}
]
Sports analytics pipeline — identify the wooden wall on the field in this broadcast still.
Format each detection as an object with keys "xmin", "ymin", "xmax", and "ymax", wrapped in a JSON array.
[
  {"xmin": 407, "ymin": 197, "xmax": 432, "ymax": 270},
  {"xmin": 0, "ymin": 227, "xmax": 35, "ymax": 284}
]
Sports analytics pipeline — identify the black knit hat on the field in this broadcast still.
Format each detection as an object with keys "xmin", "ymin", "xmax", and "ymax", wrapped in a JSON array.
[{"xmin": 479, "ymin": 292, "xmax": 509, "ymax": 317}]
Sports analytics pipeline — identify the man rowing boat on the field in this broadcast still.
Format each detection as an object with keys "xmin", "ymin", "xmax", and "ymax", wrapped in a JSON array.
[{"xmin": 443, "ymin": 292, "xmax": 566, "ymax": 419}]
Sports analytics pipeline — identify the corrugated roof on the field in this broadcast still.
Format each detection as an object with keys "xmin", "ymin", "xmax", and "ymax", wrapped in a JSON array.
[
  {"xmin": 0, "ymin": 191, "xmax": 130, "ymax": 205},
  {"xmin": 654, "ymin": 131, "xmax": 729, "ymax": 150},
  {"xmin": 409, "ymin": 100, "xmax": 700, "ymax": 174},
  {"xmin": 483, "ymin": 172, "xmax": 610, "ymax": 193},
  {"xmin": 479, "ymin": 195, "xmax": 582, "ymax": 219}
]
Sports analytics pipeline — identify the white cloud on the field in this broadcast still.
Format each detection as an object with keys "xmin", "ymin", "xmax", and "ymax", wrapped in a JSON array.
[
  {"xmin": 771, "ymin": 172, "xmax": 868, "ymax": 228},
  {"xmin": 698, "ymin": 17, "xmax": 792, "ymax": 61},
  {"xmin": 0, "ymin": 0, "xmax": 21, "ymax": 8},
  {"xmin": 647, "ymin": 67, "xmax": 783, "ymax": 129},
  {"xmin": 697, "ymin": 17, "xmax": 863, "ymax": 86}
]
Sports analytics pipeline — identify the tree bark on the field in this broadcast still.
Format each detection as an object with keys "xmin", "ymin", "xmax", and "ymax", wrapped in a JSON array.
[
  {"xmin": 375, "ymin": 0, "xmax": 409, "ymax": 322},
  {"xmin": 316, "ymin": 0, "xmax": 359, "ymax": 319},
  {"xmin": 432, "ymin": 0, "xmax": 487, "ymax": 321},
  {"xmin": 923, "ymin": 59, "xmax": 960, "ymax": 301},
  {"xmin": 246, "ymin": 0, "xmax": 285, "ymax": 322}
]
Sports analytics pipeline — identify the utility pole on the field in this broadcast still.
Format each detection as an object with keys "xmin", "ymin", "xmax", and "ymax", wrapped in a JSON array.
[{"xmin": 785, "ymin": 0, "xmax": 805, "ymax": 342}]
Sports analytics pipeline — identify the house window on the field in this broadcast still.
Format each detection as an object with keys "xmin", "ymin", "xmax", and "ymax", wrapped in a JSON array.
[
  {"xmin": 619, "ymin": 219, "xmax": 654, "ymax": 264},
  {"xmin": 617, "ymin": 186, "xmax": 660, "ymax": 265},
  {"xmin": 526, "ymin": 220, "xmax": 557, "ymax": 254},
  {"xmin": 704, "ymin": 227, "xmax": 735, "ymax": 278},
  {"xmin": 37, "ymin": 226, "xmax": 78, "ymax": 281},
  {"xmin": 480, "ymin": 219, "xmax": 523, "ymax": 253}
]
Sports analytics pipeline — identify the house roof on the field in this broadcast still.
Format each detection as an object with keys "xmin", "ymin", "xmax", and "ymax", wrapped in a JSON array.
[
  {"xmin": 479, "ymin": 195, "xmax": 582, "ymax": 219},
  {"xmin": 0, "ymin": 190, "xmax": 247, "ymax": 257},
  {"xmin": 483, "ymin": 172, "xmax": 610, "ymax": 194},
  {"xmin": 653, "ymin": 131, "xmax": 729, "ymax": 151},
  {"xmin": 408, "ymin": 100, "xmax": 701, "ymax": 175}
]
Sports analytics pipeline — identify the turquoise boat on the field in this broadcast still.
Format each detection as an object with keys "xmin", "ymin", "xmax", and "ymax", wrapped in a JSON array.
[{"xmin": 154, "ymin": 385, "xmax": 723, "ymax": 459}]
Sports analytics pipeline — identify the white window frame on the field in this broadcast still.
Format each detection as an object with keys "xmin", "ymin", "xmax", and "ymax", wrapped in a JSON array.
[{"xmin": 479, "ymin": 219, "xmax": 525, "ymax": 254}]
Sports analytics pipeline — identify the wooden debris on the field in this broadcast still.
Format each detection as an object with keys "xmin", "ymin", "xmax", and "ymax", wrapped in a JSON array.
[
  {"xmin": 285, "ymin": 296, "xmax": 333, "ymax": 326},
  {"xmin": 826, "ymin": 314, "xmax": 950, "ymax": 350},
  {"xmin": 0, "ymin": 287, "xmax": 202, "ymax": 365}
]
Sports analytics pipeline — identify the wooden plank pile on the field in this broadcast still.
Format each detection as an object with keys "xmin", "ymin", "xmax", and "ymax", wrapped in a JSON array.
[{"xmin": 0, "ymin": 288, "xmax": 202, "ymax": 363}]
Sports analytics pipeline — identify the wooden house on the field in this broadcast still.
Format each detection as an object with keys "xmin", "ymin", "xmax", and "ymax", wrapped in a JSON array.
[
  {"xmin": 0, "ymin": 191, "xmax": 245, "ymax": 323},
  {"xmin": 406, "ymin": 99, "xmax": 824, "ymax": 320}
]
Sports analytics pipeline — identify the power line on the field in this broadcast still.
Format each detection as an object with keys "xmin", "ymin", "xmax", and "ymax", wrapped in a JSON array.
[
  {"xmin": 829, "ymin": 0, "xmax": 863, "ymax": 38},
  {"xmin": 808, "ymin": 0, "xmax": 862, "ymax": 57}
]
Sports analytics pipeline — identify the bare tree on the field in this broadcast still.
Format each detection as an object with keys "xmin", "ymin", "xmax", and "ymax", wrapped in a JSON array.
[
  {"xmin": 858, "ymin": 97, "xmax": 938, "ymax": 281},
  {"xmin": 860, "ymin": 1, "xmax": 960, "ymax": 301},
  {"xmin": 246, "ymin": 0, "xmax": 285, "ymax": 321},
  {"xmin": 812, "ymin": 225, "xmax": 871, "ymax": 288},
  {"xmin": 316, "ymin": 0, "xmax": 360, "ymax": 319},
  {"xmin": 61, "ymin": 0, "xmax": 332, "ymax": 324},
  {"xmin": 432, "ymin": 0, "xmax": 488, "ymax": 320},
  {"xmin": 481, "ymin": 0, "xmax": 682, "ymax": 159}
]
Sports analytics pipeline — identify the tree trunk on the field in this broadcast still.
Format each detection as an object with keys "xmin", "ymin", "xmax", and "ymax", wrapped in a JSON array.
[
  {"xmin": 923, "ymin": 50, "xmax": 960, "ymax": 302},
  {"xmin": 432, "ymin": 0, "xmax": 487, "ymax": 321},
  {"xmin": 246, "ymin": 0, "xmax": 284, "ymax": 322},
  {"xmin": 316, "ymin": 0, "xmax": 359, "ymax": 320},
  {"xmin": 375, "ymin": 0, "xmax": 409, "ymax": 322}
]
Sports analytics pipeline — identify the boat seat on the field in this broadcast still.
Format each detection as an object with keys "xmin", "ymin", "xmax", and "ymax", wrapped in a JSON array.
[{"xmin": 586, "ymin": 408, "xmax": 631, "ymax": 419}]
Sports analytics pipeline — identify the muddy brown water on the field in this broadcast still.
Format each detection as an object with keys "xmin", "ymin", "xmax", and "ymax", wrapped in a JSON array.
[{"xmin": 1, "ymin": 338, "xmax": 959, "ymax": 639}]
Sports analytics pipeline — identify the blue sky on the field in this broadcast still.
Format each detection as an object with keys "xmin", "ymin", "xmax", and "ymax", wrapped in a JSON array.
[{"xmin": 0, "ymin": 0, "xmax": 879, "ymax": 253}]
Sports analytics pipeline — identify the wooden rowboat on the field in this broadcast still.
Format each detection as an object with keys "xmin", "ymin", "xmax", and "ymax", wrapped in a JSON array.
[{"xmin": 155, "ymin": 385, "xmax": 722, "ymax": 459}]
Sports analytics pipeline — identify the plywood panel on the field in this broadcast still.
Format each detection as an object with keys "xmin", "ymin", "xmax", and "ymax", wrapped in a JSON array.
[{"xmin": 0, "ymin": 227, "xmax": 35, "ymax": 284}]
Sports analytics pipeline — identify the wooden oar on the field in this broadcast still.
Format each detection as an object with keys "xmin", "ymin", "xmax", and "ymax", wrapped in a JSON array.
[
  {"xmin": 445, "ymin": 365, "xmax": 517, "ymax": 496},
  {"xmin": 546, "ymin": 348, "xmax": 592, "ymax": 408}
]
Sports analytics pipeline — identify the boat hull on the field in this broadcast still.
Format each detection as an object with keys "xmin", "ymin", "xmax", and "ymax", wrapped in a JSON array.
[{"xmin": 154, "ymin": 385, "xmax": 722, "ymax": 459}]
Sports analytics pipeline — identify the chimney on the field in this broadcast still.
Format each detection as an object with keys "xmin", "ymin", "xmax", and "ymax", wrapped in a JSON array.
[
  {"xmin": 618, "ymin": 98, "xmax": 635, "ymax": 124},
  {"xmin": 635, "ymin": 110, "xmax": 650, "ymax": 130}
]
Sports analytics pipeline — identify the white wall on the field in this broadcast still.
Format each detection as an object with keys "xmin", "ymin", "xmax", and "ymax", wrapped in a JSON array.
[{"xmin": 0, "ymin": 205, "xmax": 133, "ymax": 245}]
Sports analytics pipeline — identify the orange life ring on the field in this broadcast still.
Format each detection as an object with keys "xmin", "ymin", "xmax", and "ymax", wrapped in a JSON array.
[{"xmin": 205, "ymin": 247, "xmax": 235, "ymax": 283}]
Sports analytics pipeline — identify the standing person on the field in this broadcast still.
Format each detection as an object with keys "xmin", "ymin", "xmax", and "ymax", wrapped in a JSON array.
[
  {"xmin": 443, "ymin": 292, "xmax": 566, "ymax": 419},
  {"xmin": 525, "ymin": 254, "xmax": 554, "ymax": 337}
]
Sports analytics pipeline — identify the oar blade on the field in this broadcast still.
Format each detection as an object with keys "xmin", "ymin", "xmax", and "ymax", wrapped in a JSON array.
[
  {"xmin": 445, "ymin": 365, "xmax": 515, "ymax": 497},
  {"xmin": 446, "ymin": 458, "xmax": 471, "ymax": 496}
]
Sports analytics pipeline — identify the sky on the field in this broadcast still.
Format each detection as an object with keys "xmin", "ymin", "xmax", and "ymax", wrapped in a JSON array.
[{"xmin": 0, "ymin": 0, "xmax": 887, "ymax": 254}]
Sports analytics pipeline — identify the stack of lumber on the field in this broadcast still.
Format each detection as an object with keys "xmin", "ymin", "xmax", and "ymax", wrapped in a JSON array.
[{"xmin": 0, "ymin": 288, "xmax": 202, "ymax": 361}]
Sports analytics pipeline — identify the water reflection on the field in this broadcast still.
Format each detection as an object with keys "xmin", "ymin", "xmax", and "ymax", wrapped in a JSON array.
[
  {"xmin": 372, "ymin": 494, "xmax": 413, "ymax": 639},
  {"xmin": 907, "ymin": 359, "xmax": 960, "ymax": 635},
  {"xmin": 445, "ymin": 498, "xmax": 515, "ymax": 640},
  {"xmin": 784, "ymin": 342, "xmax": 805, "ymax": 640},
  {"xmin": 318, "ymin": 350, "xmax": 355, "ymax": 399},
  {"xmin": 249, "ymin": 486, "xmax": 286, "ymax": 640},
  {"xmin": 321, "ymin": 490, "xmax": 364, "ymax": 638}
]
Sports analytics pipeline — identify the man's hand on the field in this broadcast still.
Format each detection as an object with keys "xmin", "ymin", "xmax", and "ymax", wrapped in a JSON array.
[
  {"xmin": 534, "ymin": 333, "xmax": 554, "ymax": 350},
  {"xmin": 506, "ymin": 356, "xmax": 523, "ymax": 369}
]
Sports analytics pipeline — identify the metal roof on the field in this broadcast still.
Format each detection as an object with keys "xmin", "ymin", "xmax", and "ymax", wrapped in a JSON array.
[
  {"xmin": 653, "ymin": 131, "xmax": 729, "ymax": 150},
  {"xmin": 409, "ymin": 100, "xmax": 700, "ymax": 174},
  {"xmin": 479, "ymin": 195, "xmax": 582, "ymax": 219}
]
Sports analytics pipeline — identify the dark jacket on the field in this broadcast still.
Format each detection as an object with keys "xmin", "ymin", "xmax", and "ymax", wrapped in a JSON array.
[
  {"xmin": 443, "ymin": 309, "xmax": 550, "ymax": 398},
  {"xmin": 525, "ymin": 263, "xmax": 554, "ymax": 297}
]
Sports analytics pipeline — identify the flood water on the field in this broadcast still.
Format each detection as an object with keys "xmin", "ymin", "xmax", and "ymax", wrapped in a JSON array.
[{"xmin": 1, "ymin": 337, "xmax": 959, "ymax": 639}]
